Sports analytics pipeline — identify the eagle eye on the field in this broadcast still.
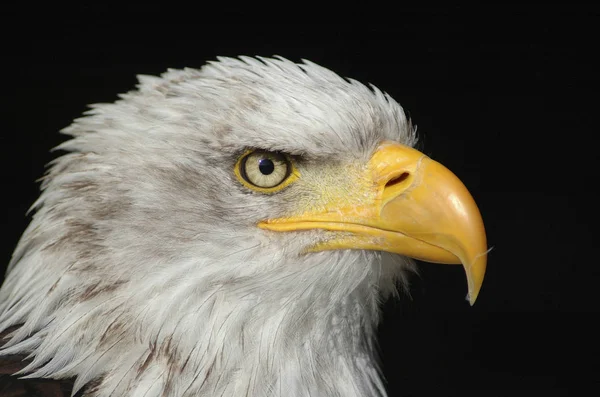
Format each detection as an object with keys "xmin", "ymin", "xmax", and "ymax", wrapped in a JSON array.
[{"xmin": 235, "ymin": 150, "xmax": 298, "ymax": 193}]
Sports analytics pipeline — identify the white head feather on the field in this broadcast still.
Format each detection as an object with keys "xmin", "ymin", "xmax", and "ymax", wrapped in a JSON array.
[{"xmin": 0, "ymin": 56, "xmax": 417, "ymax": 396}]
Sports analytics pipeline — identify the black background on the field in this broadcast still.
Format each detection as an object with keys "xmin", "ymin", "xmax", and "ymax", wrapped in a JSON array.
[{"xmin": 1, "ymin": 5, "xmax": 598, "ymax": 396}]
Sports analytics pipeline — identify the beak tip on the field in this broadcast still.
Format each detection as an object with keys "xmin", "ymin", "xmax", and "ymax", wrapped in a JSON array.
[
  {"xmin": 461, "ymin": 247, "xmax": 487, "ymax": 306},
  {"xmin": 467, "ymin": 292, "xmax": 479, "ymax": 306},
  {"xmin": 466, "ymin": 264, "xmax": 485, "ymax": 306}
]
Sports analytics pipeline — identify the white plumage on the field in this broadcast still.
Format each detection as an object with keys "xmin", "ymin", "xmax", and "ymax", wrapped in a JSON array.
[{"xmin": 0, "ymin": 56, "xmax": 485, "ymax": 397}]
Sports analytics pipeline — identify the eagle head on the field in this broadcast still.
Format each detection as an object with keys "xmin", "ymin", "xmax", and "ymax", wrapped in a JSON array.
[{"xmin": 0, "ymin": 56, "xmax": 487, "ymax": 396}]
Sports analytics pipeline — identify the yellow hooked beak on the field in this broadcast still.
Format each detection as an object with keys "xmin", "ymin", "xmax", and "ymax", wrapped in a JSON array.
[{"xmin": 259, "ymin": 141, "xmax": 487, "ymax": 305}]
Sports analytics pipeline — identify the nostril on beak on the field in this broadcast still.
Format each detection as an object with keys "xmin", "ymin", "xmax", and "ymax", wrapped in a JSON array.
[{"xmin": 385, "ymin": 172, "xmax": 410, "ymax": 189}]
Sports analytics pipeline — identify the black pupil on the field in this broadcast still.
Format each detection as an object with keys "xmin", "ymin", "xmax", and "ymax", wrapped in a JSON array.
[{"xmin": 258, "ymin": 158, "xmax": 275, "ymax": 175}]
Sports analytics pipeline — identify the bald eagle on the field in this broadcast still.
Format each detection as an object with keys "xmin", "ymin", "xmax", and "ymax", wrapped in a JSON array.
[{"xmin": 0, "ymin": 56, "xmax": 487, "ymax": 397}]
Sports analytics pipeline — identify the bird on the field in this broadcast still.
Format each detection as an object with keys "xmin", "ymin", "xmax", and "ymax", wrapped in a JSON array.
[{"xmin": 0, "ymin": 56, "xmax": 487, "ymax": 397}]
